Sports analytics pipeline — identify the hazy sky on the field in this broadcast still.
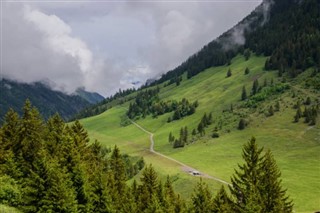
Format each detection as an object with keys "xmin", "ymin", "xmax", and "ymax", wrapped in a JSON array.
[{"xmin": 1, "ymin": 0, "xmax": 262, "ymax": 96}]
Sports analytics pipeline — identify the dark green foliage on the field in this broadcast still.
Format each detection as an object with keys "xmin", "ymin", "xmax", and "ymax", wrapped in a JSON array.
[
  {"xmin": 172, "ymin": 126, "xmax": 188, "ymax": 148},
  {"xmin": 0, "ymin": 101, "xmax": 147, "ymax": 212},
  {"xmin": 167, "ymin": 99, "xmax": 199, "ymax": 122},
  {"xmin": 127, "ymin": 87, "xmax": 160, "ymax": 119},
  {"xmin": 244, "ymin": 49, "xmax": 251, "ymax": 61},
  {"xmin": 195, "ymin": 112, "xmax": 213, "ymax": 137},
  {"xmin": 212, "ymin": 186, "xmax": 233, "ymax": 213},
  {"xmin": 305, "ymin": 97, "xmax": 311, "ymax": 105},
  {"xmin": 211, "ymin": 132, "xmax": 219, "ymax": 138},
  {"xmin": 241, "ymin": 86, "xmax": 247, "ymax": 101},
  {"xmin": 238, "ymin": 118, "xmax": 247, "ymax": 130},
  {"xmin": 301, "ymin": 106, "xmax": 319, "ymax": 125},
  {"xmin": 274, "ymin": 101, "xmax": 280, "ymax": 112},
  {"xmin": 229, "ymin": 137, "xmax": 293, "ymax": 213},
  {"xmin": 251, "ymin": 79, "xmax": 260, "ymax": 95},
  {"xmin": 226, "ymin": 68, "xmax": 232, "ymax": 78},
  {"xmin": 268, "ymin": 106, "xmax": 274, "ymax": 116},
  {"xmin": 190, "ymin": 179, "xmax": 212, "ymax": 213},
  {"xmin": 245, "ymin": 83, "xmax": 290, "ymax": 108},
  {"xmin": 244, "ymin": 67, "xmax": 250, "ymax": 75},
  {"xmin": 168, "ymin": 132, "xmax": 175, "ymax": 143},
  {"xmin": 247, "ymin": 0, "xmax": 320, "ymax": 75},
  {"xmin": 197, "ymin": 122, "xmax": 205, "ymax": 136}
]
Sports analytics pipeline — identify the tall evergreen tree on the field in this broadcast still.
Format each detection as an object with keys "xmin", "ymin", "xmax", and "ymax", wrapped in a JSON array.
[
  {"xmin": 241, "ymin": 86, "xmax": 247, "ymax": 101},
  {"xmin": 212, "ymin": 186, "xmax": 233, "ymax": 213},
  {"xmin": 229, "ymin": 137, "xmax": 293, "ymax": 213},
  {"xmin": 190, "ymin": 179, "xmax": 212, "ymax": 213},
  {"xmin": 227, "ymin": 68, "xmax": 232, "ymax": 78},
  {"xmin": 252, "ymin": 79, "xmax": 259, "ymax": 95}
]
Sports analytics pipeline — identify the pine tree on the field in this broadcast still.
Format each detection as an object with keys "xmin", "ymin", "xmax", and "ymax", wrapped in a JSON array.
[
  {"xmin": 241, "ymin": 86, "xmax": 247, "ymax": 101},
  {"xmin": 190, "ymin": 179, "xmax": 212, "ymax": 213},
  {"xmin": 207, "ymin": 113, "xmax": 213, "ymax": 125},
  {"xmin": 238, "ymin": 119, "xmax": 246, "ymax": 130},
  {"xmin": 259, "ymin": 150, "xmax": 293, "ymax": 213},
  {"xmin": 305, "ymin": 97, "xmax": 311, "ymax": 105},
  {"xmin": 137, "ymin": 165, "xmax": 159, "ymax": 212},
  {"xmin": 212, "ymin": 186, "xmax": 233, "ymax": 213},
  {"xmin": 251, "ymin": 79, "xmax": 259, "ymax": 95},
  {"xmin": 275, "ymin": 101, "xmax": 280, "ymax": 112},
  {"xmin": 227, "ymin": 68, "xmax": 232, "ymax": 77},
  {"xmin": 244, "ymin": 67, "xmax": 250, "ymax": 75},
  {"xmin": 197, "ymin": 122, "xmax": 205, "ymax": 136},
  {"xmin": 110, "ymin": 146, "xmax": 127, "ymax": 197},
  {"xmin": 269, "ymin": 106, "xmax": 274, "ymax": 116},
  {"xmin": 229, "ymin": 137, "xmax": 264, "ymax": 211},
  {"xmin": 229, "ymin": 137, "xmax": 293, "ymax": 213}
]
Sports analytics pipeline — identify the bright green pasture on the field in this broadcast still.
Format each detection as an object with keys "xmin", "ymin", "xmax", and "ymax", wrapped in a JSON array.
[{"xmin": 80, "ymin": 55, "xmax": 320, "ymax": 212}]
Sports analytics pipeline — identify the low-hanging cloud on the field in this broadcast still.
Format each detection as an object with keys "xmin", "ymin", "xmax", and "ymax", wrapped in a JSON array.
[{"xmin": 2, "ymin": 1, "xmax": 262, "ymax": 96}]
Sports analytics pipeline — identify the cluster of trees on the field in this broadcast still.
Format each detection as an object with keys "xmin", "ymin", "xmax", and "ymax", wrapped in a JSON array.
[
  {"xmin": 197, "ymin": 113, "xmax": 213, "ymax": 136},
  {"xmin": 167, "ymin": 99, "xmax": 199, "ymax": 122},
  {"xmin": 0, "ymin": 101, "xmax": 146, "ymax": 212},
  {"xmin": 294, "ymin": 99, "xmax": 319, "ymax": 125},
  {"xmin": 73, "ymin": 87, "xmax": 137, "ymax": 120},
  {"xmin": 168, "ymin": 126, "xmax": 189, "ymax": 149},
  {"xmin": 243, "ymin": 80, "xmax": 289, "ymax": 108},
  {"xmin": 127, "ymin": 87, "xmax": 160, "ymax": 119},
  {"xmin": 152, "ymin": 99, "xmax": 198, "ymax": 119}
]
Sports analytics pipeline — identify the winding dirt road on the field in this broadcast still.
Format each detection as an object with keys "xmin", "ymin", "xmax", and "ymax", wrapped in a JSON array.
[{"xmin": 129, "ymin": 119, "xmax": 230, "ymax": 185}]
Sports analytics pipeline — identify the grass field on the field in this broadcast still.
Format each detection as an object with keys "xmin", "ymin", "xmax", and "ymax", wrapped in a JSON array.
[{"xmin": 80, "ymin": 54, "xmax": 320, "ymax": 212}]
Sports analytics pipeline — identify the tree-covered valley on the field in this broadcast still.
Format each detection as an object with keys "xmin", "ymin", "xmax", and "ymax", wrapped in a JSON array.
[{"xmin": 1, "ymin": 0, "xmax": 319, "ymax": 212}]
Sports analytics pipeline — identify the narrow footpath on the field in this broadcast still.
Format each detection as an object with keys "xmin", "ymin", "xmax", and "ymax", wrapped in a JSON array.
[{"xmin": 129, "ymin": 119, "xmax": 230, "ymax": 185}]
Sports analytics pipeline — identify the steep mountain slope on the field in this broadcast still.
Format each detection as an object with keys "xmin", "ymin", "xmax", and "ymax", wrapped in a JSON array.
[
  {"xmin": 75, "ymin": 87, "xmax": 104, "ymax": 104},
  {"xmin": 0, "ymin": 79, "xmax": 98, "ymax": 121}
]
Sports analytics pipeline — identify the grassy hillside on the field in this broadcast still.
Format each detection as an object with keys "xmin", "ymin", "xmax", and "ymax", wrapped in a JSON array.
[{"xmin": 80, "ymin": 54, "xmax": 320, "ymax": 213}]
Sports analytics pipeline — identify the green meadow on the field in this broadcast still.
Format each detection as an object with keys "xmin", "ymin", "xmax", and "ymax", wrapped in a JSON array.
[{"xmin": 80, "ymin": 55, "xmax": 320, "ymax": 213}]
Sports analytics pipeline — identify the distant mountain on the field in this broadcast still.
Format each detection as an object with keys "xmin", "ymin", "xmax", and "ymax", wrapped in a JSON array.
[
  {"xmin": 0, "ymin": 79, "xmax": 98, "ymax": 122},
  {"xmin": 75, "ymin": 88, "xmax": 104, "ymax": 104}
]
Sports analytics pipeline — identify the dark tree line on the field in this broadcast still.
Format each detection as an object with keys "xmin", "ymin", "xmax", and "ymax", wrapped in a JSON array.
[
  {"xmin": 127, "ymin": 87, "xmax": 160, "ymax": 119},
  {"xmin": 0, "ymin": 101, "xmax": 146, "ymax": 212},
  {"xmin": 246, "ymin": 0, "xmax": 320, "ymax": 76}
]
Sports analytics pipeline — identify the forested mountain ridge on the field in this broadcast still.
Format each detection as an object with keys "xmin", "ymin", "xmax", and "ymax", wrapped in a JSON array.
[
  {"xmin": 0, "ymin": 78, "xmax": 103, "ymax": 122},
  {"xmin": 73, "ymin": 0, "xmax": 320, "ymax": 120},
  {"xmin": 151, "ymin": 0, "xmax": 320, "ymax": 85}
]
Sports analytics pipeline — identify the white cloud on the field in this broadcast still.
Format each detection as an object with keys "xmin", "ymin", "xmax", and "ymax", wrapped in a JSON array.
[{"xmin": 2, "ymin": 1, "xmax": 262, "ymax": 96}]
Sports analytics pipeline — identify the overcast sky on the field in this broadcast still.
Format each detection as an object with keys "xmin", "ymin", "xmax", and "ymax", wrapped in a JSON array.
[{"xmin": 1, "ymin": 0, "xmax": 262, "ymax": 96}]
